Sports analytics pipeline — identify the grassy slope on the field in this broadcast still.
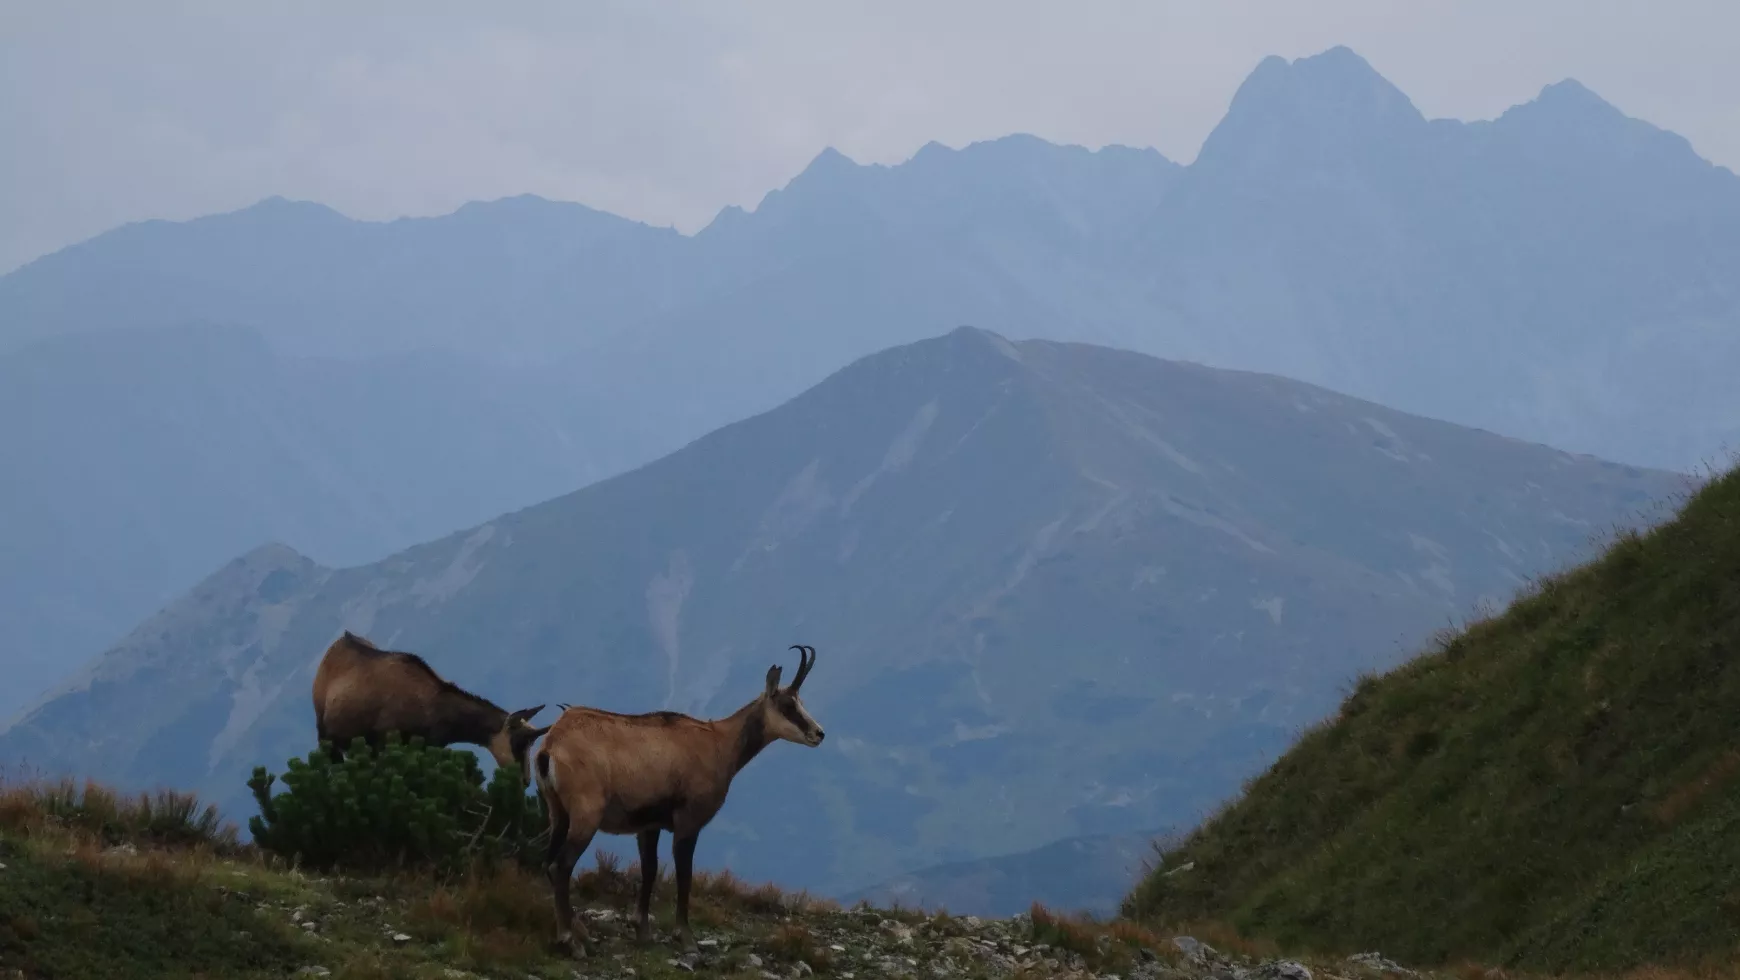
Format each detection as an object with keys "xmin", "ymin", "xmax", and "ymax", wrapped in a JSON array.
[{"xmin": 1124, "ymin": 465, "xmax": 1740, "ymax": 972}]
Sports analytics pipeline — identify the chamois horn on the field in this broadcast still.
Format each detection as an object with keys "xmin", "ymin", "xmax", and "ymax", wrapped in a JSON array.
[{"xmin": 787, "ymin": 644, "xmax": 816, "ymax": 692}]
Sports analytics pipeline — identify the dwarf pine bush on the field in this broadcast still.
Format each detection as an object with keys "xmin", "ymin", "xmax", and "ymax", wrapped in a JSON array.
[{"xmin": 248, "ymin": 733, "xmax": 545, "ymax": 871}]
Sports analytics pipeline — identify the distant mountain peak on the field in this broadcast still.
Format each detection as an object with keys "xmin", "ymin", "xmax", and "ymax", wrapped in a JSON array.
[
  {"xmin": 800, "ymin": 146, "xmax": 862, "ymax": 179},
  {"xmin": 1195, "ymin": 45, "xmax": 1423, "ymax": 169},
  {"xmin": 232, "ymin": 196, "xmax": 348, "ymax": 222},
  {"xmin": 1504, "ymin": 76, "xmax": 1628, "ymax": 124}
]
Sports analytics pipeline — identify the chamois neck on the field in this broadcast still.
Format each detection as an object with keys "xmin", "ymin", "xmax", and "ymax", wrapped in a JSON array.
[
  {"xmin": 435, "ymin": 688, "xmax": 506, "ymax": 747},
  {"xmin": 723, "ymin": 696, "xmax": 775, "ymax": 775}
]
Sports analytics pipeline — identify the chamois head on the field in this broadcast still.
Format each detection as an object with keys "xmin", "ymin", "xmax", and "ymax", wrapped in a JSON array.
[
  {"xmin": 759, "ymin": 645, "xmax": 825, "ymax": 747},
  {"xmin": 487, "ymin": 704, "xmax": 551, "ymax": 773}
]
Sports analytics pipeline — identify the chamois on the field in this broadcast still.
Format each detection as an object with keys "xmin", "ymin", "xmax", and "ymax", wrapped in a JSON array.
[
  {"xmin": 534, "ymin": 644, "xmax": 826, "ymax": 958},
  {"xmin": 311, "ymin": 631, "xmax": 550, "ymax": 776}
]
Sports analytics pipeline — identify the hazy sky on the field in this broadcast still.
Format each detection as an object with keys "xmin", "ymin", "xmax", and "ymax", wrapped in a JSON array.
[{"xmin": 2, "ymin": 0, "xmax": 1736, "ymax": 273}]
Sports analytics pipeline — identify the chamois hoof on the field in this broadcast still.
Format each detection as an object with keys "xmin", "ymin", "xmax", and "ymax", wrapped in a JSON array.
[
  {"xmin": 634, "ymin": 922, "xmax": 654, "ymax": 945},
  {"xmin": 553, "ymin": 931, "xmax": 589, "ymax": 960}
]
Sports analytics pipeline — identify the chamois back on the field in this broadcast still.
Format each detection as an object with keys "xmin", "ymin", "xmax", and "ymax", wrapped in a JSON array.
[{"xmin": 311, "ymin": 631, "xmax": 546, "ymax": 770}]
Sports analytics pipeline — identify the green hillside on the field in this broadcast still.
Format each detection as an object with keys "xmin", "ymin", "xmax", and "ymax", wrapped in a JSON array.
[{"xmin": 1124, "ymin": 464, "xmax": 1740, "ymax": 972}]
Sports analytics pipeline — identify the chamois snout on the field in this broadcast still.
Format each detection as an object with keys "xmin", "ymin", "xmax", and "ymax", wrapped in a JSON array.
[{"xmin": 765, "ymin": 644, "xmax": 826, "ymax": 748}]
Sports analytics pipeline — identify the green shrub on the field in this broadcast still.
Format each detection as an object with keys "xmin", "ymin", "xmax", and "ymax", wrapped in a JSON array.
[{"xmin": 247, "ymin": 734, "xmax": 546, "ymax": 872}]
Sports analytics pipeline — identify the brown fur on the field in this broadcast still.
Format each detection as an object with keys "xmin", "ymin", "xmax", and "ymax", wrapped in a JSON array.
[
  {"xmin": 535, "ymin": 644, "xmax": 825, "ymax": 958},
  {"xmin": 310, "ymin": 631, "xmax": 549, "ymax": 775}
]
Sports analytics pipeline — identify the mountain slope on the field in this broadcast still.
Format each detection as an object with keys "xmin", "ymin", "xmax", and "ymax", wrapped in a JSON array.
[
  {"xmin": 1123, "ymin": 463, "xmax": 1740, "ymax": 972},
  {"xmin": 0, "ymin": 328, "xmax": 1681, "ymax": 900},
  {"xmin": 0, "ymin": 322, "xmax": 662, "ymax": 720}
]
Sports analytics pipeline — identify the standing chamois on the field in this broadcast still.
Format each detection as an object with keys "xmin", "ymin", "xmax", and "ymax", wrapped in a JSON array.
[
  {"xmin": 311, "ymin": 631, "xmax": 550, "ymax": 776},
  {"xmin": 534, "ymin": 644, "xmax": 826, "ymax": 958}
]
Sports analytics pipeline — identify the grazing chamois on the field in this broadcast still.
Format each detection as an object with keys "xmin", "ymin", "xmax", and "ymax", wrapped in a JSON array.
[
  {"xmin": 534, "ymin": 644, "xmax": 826, "ymax": 958},
  {"xmin": 311, "ymin": 631, "xmax": 550, "ymax": 776}
]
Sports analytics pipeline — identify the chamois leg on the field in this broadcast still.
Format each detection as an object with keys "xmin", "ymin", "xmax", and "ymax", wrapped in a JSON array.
[
  {"xmin": 635, "ymin": 828, "xmax": 661, "ymax": 944},
  {"xmin": 672, "ymin": 833, "xmax": 699, "ymax": 952},
  {"xmin": 536, "ymin": 764, "xmax": 595, "ymax": 960},
  {"xmin": 547, "ymin": 825, "xmax": 597, "ymax": 959}
]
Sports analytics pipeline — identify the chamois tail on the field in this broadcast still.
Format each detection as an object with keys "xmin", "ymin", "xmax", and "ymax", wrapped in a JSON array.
[{"xmin": 534, "ymin": 748, "xmax": 570, "ymax": 869}]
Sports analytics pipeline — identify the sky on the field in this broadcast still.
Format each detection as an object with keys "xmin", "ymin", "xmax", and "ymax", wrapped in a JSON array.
[{"xmin": 2, "ymin": 0, "xmax": 1736, "ymax": 274}]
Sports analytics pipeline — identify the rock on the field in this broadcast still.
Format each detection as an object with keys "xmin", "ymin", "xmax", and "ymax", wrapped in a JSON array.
[
  {"xmin": 294, "ymin": 969, "xmax": 331, "ymax": 978},
  {"xmin": 747, "ymin": 954, "xmax": 764, "ymax": 968},
  {"xmin": 667, "ymin": 957, "xmax": 696, "ymax": 973},
  {"xmin": 1172, "ymin": 936, "xmax": 1215, "ymax": 961},
  {"xmin": 792, "ymin": 963, "xmax": 814, "ymax": 978},
  {"xmin": 390, "ymin": 932, "xmax": 412, "ymax": 946},
  {"xmin": 1347, "ymin": 953, "xmax": 1418, "ymax": 977},
  {"xmin": 300, "ymin": 921, "xmax": 318, "ymax": 933},
  {"xmin": 1257, "ymin": 962, "xmax": 1312, "ymax": 980}
]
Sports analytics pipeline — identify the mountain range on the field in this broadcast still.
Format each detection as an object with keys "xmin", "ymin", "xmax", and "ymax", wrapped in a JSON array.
[
  {"xmin": 3, "ymin": 46, "xmax": 1735, "ymax": 722},
  {"xmin": 0, "ymin": 327, "xmax": 1683, "ymax": 903}
]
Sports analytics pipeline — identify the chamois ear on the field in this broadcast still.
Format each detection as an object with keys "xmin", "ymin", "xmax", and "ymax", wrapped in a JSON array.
[
  {"xmin": 764, "ymin": 664, "xmax": 783, "ymax": 695},
  {"xmin": 509, "ymin": 704, "xmax": 545, "ymax": 725}
]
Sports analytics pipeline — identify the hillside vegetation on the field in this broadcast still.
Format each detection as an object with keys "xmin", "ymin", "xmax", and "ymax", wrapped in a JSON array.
[{"xmin": 1125, "ymin": 464, "xmax": 1740, "ymax": 972}]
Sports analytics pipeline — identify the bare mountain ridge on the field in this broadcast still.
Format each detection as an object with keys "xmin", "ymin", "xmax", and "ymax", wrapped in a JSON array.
[{"xmin": 0, "ymin": 327, "xmax": 1683, "ymax": 905}]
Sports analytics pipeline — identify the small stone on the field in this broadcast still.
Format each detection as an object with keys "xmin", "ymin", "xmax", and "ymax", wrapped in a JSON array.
[
  {"xmin": 830, "ymin": 944, "xmax": 846, "ymax": 952},
  {"xmin": 1173, "ymin": 936, "xmax": 1214, "ymax": 961},
  {"xmin": 294, "ymin": 969, "xmax": 332, "ymax": 978},
  {"xmin": 747, "ymin": 954, "xmax": 764, "ymax": 968},
  {"xmin": 390, "ymin": 933, "xmax": 412, "ymax": 946},
  {"xmin": 300, "ymin": 921, "xmax": 318, "ymax": 932},
  {"xmin": 697, "ymin": 938, "xmax": 719, "ymax": 948},
  {"xmin": 791, "ymin": 963, "xmax": 814, "ymax": 978}
]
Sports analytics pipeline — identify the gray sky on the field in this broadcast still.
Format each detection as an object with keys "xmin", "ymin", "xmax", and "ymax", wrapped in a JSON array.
[{"xmin": 2, "ymin": 0, "xmax": 1736, "ymax": 273}]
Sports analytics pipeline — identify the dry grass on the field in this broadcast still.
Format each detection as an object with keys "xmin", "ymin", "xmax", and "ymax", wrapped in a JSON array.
[
  {"xmin": 766, "ymin": 922, "xmax": 836, "ymax": 970},
  {"xmin": 0, "ymin": 765, "xmax": 236, "ymax": 850}
]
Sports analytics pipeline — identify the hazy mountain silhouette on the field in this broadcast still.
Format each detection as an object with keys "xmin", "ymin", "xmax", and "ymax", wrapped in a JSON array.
[{"xmin": 4, "ymin": 48, "xmax": 1732, "ymax": 474}]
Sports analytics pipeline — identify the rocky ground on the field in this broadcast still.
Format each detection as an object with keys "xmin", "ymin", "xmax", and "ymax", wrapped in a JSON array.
[
  {"xmin": 2, "ymin": 827, "xmax": 1446, "ymax": 980},
  {"xmin": 0, "ymin": 777, "xmax": 1456, "ymax": 980}
]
